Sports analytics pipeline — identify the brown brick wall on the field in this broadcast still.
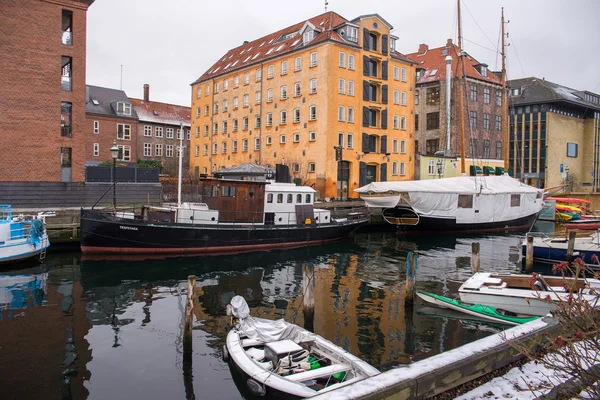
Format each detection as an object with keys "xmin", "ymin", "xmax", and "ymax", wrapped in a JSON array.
[
  {"xmin": 0, "ymin": 0, "xmax": 92, "ymax": 182},
  {"xmin": 135, "ymin": 122, "xmax": 190, "ymax": 176},
  {"xmin": 85, "ymin": 114, "xmax": 138, "ymax": 164}
]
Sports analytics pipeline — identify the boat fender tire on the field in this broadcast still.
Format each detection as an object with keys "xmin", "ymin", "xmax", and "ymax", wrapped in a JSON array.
[
  {"xmin": 246, "ymin": 378, "xmax": 266, "ymax": 396},
  {"xmin": 222, "ymin": 344, "xmax": 229, "ymax": 362}
]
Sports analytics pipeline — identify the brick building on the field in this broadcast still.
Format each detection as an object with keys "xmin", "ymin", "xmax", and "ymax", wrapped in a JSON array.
[
  {"xmin": 130, "ymin": 84, "xmax": 191, "ymax": 176},
  {"xmin": 507, "ymin": 77, "xmax": 600, "ymax": 190},
  {"xmin": 0, "ymin": 0, "xmax": 94, "ymax": 182},
  {"xmin": 85, "ymin": 85, "xmax": 138, "ymax": 165},
  {"xmin": 190, "ymin": 12, "xmax": 416, "ymax": 199},
  {"xmin": 407, "ymin": 40, "xmax": 504, "ymax": 178}
]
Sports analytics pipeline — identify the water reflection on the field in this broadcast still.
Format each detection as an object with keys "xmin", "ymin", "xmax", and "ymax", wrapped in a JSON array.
[{"xmin": 0, "ymin": 231, "xmax": 531, "ymax": 399}]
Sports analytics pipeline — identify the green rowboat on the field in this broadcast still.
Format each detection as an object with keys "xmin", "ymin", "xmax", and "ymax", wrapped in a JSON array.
[{"xmin": 416, "ymin": 290, "xmax": 540, "ymax": 326}]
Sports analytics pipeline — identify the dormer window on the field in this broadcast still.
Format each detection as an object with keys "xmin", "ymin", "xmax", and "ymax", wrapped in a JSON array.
[
  {"xmin": 511, "ymin": 88, "xmax": 520, "ymax": 96},
  {"xmin": 480, "ymin": 65, "xmax": 488, "ymax": 77},
  {"xmin": 390, "ymin": 38, "xmax": 396, "ymax": 52},
  {"xmin": 303, "ymin": 31, "xmax": 313, "ymax": 44},
  {"xmin": 117, "ymin": 102, "xmax": 131, "ymax": 115},
  {"xmin": 347, "ymin": 27, "xmax": 358, "ymax": 42}
]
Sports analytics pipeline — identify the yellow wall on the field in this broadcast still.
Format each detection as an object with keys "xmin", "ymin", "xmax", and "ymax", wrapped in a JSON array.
[
  {"xmin": 419, "ymin": 155, "xmax": 504, "ymax": 179},
  {"xmin": 190, "ymin": 15, "xmax": 415, "ymax": 199},
  {"xmin": 546, "ymin": 113, "xmax": 585, "ymax": 190}
]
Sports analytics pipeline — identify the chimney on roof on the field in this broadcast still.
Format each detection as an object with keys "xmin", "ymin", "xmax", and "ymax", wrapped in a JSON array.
[
  {"xmin": 446, "ymin": 38, "xmax": 453, "ymax": 47},
  {"xmin": 243, "ymin": 40, "xmax": 249, "ymax": 44},
  {"xmin": 143, "ymin": 84, "xmax": 149, "ymax": 102},
  {"xmin": 418, "ymin": 43, "xmax": 428, "ymax": 54}
]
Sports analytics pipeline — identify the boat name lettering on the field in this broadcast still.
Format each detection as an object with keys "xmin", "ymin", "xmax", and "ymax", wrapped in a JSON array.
[{"xmin": 120, "ymin": 226, "xmax": 138, "ymax": 231}]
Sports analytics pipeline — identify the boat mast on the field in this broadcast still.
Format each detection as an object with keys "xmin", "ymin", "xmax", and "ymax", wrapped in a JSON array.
[
  {"xmin": 501, "ymin": 8, "xmax": 509, "ymax": 173},
  {"xmin": 178, "ymin": 122, "xmax": 184, "ymax": 207},
  {"xmin": 457, "ymin": 0, "xmax": 466, "ymax": 175}
]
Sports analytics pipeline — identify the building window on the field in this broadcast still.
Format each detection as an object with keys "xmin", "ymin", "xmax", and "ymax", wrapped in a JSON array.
[
  {"xmin": 425, "ymin": 139, "xmax": 439, "ymax": 155},
  {"xmin": 428, "ymin": 160, "xmax": 435, "ymax": 175},
  {"xmin": 281, "ymin": 61, "xmax": 288, "ymax": 75},
  {"xmin": 203, "ymin": 144, "xmax": 208, "ymax": 156},
  {"xmin": 294, "ymin": 56, "xmax": 302, "ymax": 71},
  {"xmin": 222, "ymin": 141, "xmax": 227, "ymax": 154},
  {"xmin": 308, "ymin": 162, "xmax": 316, "ymax": 173},
  {"xmin": 222, "ymin": 121, "xmax": 228, "ymax": 133},
  {"xmin": 483, "ymin": 88, "xmax": 490, "ymax": 104},
  {"xmin": 496, "ymin": 141, "xmax": 502, "ymax": 159},
  {"xmin": 309, "ymin": 131, "xmax": 316, "ymax": 141},
  {"xmin": 309, "ymin": 78, "xmax": 317, "ymax": 94},
  {"xmin": 267, "ymin": 66, "xmax": 274, "ymax": 79},
  {"xmin": 338, "ymin": 106, "xmax": 345, "ymax": 122},
  {"xmin": 223, "ymin": 99, "xmax": 228, "ymax": 112},
  {"xmin": 204, "ymin": 105, "xmax": 209, "ymax": 116},
  {"xmin": 213, "ymin": 123, "xmax": 218, "ymax": 134},
  {"xmin": 392, "ymin": 139, "xmax": 399, "ymax": 153},
  {"xmin": 255, "ymin": 91, "xmax": 261, "ymax": 104},
  {"xmin": 401, "ymin": 116, "xmax": 407, "ymax": 130},
  {"xmin": 196, "ymin": 126, "xmax": 200, "ymax": 138},
  {"xmin": 347, "ymin": 81, "xmax": 354, "ymax": 97},
  {"xmin": 93, "ymin": 143, "xmax": 99, "ymax": 157},
  {"xmin": 470, "ymin": 85, "xmax": 477, "ymax": 101},
  {"xmin": 393, "ymin": 66, "xmax": 399, "ymax": 80},
  {"xmin": 415, "ymin": 90, "xmax": 419, "ymax": 105},
  {"xmin": 338, "ymin": 132, "xmax": 344, "ymax": 147},
  {"xmin": 348, "ymin": 54, "xmax": 355, "ymax": 70},
  {"xmin": 293, "ymin": 108, "xmax": 300, "ymax": 123},
  {"xmin": 243, "ymin": 117, "xmax": 249, "ymax": 130},
  {"xmin": 205, "ymin": 84, "xmax": 210, "ymax": 96},
  {"xmin": 400, "ymin": 162, "xmax": 405, "ymax": 176},
  {"xmin": 224, "ymin": 79, "xmax": 229, "ymax": 91},
  {"xmin": 400, "ymin": 140, "xmax": 406, "ymax": 154},
  {"xmin": 243, "ymin": 94, "xmax": 249, "ymax": 107},
  {"xmin": 61, "ymin": 10, "xmax": 73, "ymax": 45},
  {"xmin": 155, "ymin": 144, "xmax": 163, "ymax": 156},
  {"xmin": 293, "ymin": 132, "xmax": 300, "ymax": 143},
  {"xmin": 280, "ymin": 110, "xmax": 287, "ymax": 124},
  {"xmin": 281, "ymin": 85, "xmax": 288, "ymax": 100},
  {"xmin": 339, "ymin": 52, "xmax": 346, "ymax": 68},
  {"xmin": 267, "ymin": 89, "xmax": 273, "ymax": 102},
  {"xmin": 244, "ymin": 72, "xmax": 250, "ymax": 85},
  {"xmin": 309, "ymin": 105, "xmax": 317, "ymax": 121},
  {"xmin": 256, "ymin": 69, "xmax": 262, "ymax": 82},
  {"xmin": 401, "ymin": 68, "xmax": 407, "ymax": 82},
  {"xmin": 266, "ymin": 112, "xmax": 273, "ymax": 127},
  {"xmin": 117, "ymin": 145, "xmax": 130, "ymax": 162},
  {"xmin": 214, "ymin": 82, "xmax": 220, "ymax": 93},
  {"xmin": 394, "ymin": 90, "xmax": 399, "ymax": 104},
  {"xmin": 232, "ymin": 141, "xmax": 237, "ymax": 153},
  {"xmin": 567, "ymin": 142, "xmax": 578, "ymax": 157},
  {"xmin": 233, "ymin": 119, "xmax": 238, "ymax": 131},
  {"xmin": 94, "ymin": 121, "xmax": 99, "ymax": 134},
  {"xmin": 470, "ymin": 139, "xmax": 477, "ymax": 157},
  {"xmin": 347, "ymin": 27, "xmax": 358, "ymax": 42},
  {"xmin": 483, "ymin": 113, "xmax": 490, "ymax": 130},
  {"xmin": 483, "ymin": 140, "xmax": 490, "ymax": 159},
  {"xmin": 426, "ymin": 112, "xmax": 439, "ymax": 130},
  {"xmin": 212, "ymin": 143, "xmax": 217, "ymax": 155},
  {"xmin": 213, "ymin": 102, "xmax": 219, "ymax": 114},
  {"xmin": 427, "ymin": 87, "xmax": 440, "ymax": 103},
  {"xmin": 496, "ymin": 90, "xmax": 502, "ymax": 106},
  {"xmin": 310, "ymin": 52, "xmax": 317, "ymax": 67},
  {"xmin": 61, "ymin": 56, "xmax": 72, "ymax": 91},
  {"xmin": 393, "ymin": 115, "xmax": 399, "ymax": 129},
  {"xmin": 348, "ymin": 107, "xmax": 354, "ymax": 123},
  {"xmin": 167, "ymin": 144, "xmax": 174, "ymax": 157},
  {"xmin": 294, "ymin": 82, "xmax": 301, "ymax": 97},
  {"xmin": 117, "ymin": 124, "xmax": 131, "ymax": 140},
  {"xmin": 144, "ymin": 143, "xmax": 151, "ymax": 157},
  {"xmin": 61, "ymin": 102, "xmax": 72, "ymax": 137},
  {"xmin": 346, "ymin": 133, "xmax": 353, "ymax": 149},
  {"xmin": 233, "ymin": 97, "xmax": 239, "ymax": 109},
  {"xmin": 280, "ymin": 134, "xmax": 286, "ymax": 144},
  {"xmin": 255, "ymin": 137, "xmax": 260, "ymax": 150},
  {"xmin": 266, "ymin": 136, "xmax": 272, "ymax": 145},
  {"xmin": 495, "ymin": 115, "xmax": 502, "ymax": 131},
  {"xmin": 155, "ymin": 127, "xmax": 163, "ymax": 138},
  {"xmin": 255, "ymin": 115, "xmax": 261, "ymax": 128},
  {"xmin": 401, "ymin": 92, "xmax": 407, "ymax": 106},
  {"xmin": 338, "ymin": 78, "xmax": 345, "ymax": 94},
  {"xmin": 469, "ymin": 111, "xmax": 477, "ymax": 129}
]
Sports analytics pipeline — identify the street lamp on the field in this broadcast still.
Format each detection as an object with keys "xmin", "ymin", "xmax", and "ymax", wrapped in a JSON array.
[
  {"xmin": 437, "ymin": 158, "xmax": 443, "ymax": 179},
  {"xmin": 110, "ymin": 141, "xmax": 119, "ymax": 211}
]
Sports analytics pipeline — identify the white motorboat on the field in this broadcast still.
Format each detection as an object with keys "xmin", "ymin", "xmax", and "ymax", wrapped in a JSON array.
[
  {"xmin": 225, "ymin": 295, "xmax": 380, "ymax": 399},
  {"xmin": 458, "ymin": 272, "xmax": 600, "ymax": 316},
  {"xmin": 0, "ymin": 205, "xmax": 54, "ymax": 265}
]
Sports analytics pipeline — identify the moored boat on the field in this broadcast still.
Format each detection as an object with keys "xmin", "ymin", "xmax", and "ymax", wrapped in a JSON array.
[
  {"xmin": 225, "ymin": 296, "xmax": 380, "ymax": 399},
  {"xmin": 521, "ymin": 233, "xmax": 600, "ymax": 265},
  {"xmin": 0, "ymin": 205, "xmax": 53, "ymax": 265},
  {"xmin": 416, "ymin": 290, "xmax": 539, "ymax": 325},
  {"xmin": 458, "ymin": 272, "xmax": 600, "ymax": 316},
  {"xmin": 80, "ymin": 165, "xmax": 368, "ymax": 255}
]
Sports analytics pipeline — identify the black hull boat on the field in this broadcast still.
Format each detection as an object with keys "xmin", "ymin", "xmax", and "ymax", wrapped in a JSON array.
[
  {"xmin": 80, "ymin": 208, "xmax": 366, "ymax": 255},
  {"xmin": 81, "ymin": 165, "xmax": 368, "ymax": 256}
]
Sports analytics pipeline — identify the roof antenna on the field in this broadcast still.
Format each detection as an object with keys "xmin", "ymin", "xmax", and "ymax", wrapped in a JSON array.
[{"xmin": 324, "ymin": 0, "xmax": 328, "ymax": 11}]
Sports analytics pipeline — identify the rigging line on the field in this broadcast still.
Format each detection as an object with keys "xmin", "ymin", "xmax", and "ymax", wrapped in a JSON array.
[
  {"xmin": 495, "ymin": 24, "xmax": 502, "ymax": 71},
  {"xmin": 462, "ymin": 37, "xmax": 498, "ymax": 53},
  {"xmin": 508, "ymin": 35, "xmax": 527, "ymax": 78},
  {"xmin": 460, "ymin": 0, "xmax": 498, "ymax": 51}
]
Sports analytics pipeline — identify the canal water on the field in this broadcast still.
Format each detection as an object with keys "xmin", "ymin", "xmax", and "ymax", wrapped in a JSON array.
[{"xmin": 0, "ymin": 228, "xmax": 548, "ymax": 400}]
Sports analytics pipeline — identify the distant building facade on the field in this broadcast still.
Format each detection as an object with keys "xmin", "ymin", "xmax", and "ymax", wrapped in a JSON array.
[
  {"xmin": 130, "ymin": 84, "xmax": 191, "ymax": 176},
  {"xmin": 0, "ymin": 0, "xmax": 94, "ymax": 182},
  {"xmin": 407, "ymin": 40, "xmax": 504, "ymax": 179},
  {"xmin": 507, "ymin": 77, "xmax": 600, "ymax": 191},
  {"xmin": 85, "ymin": 85, "xmax": 139, "ymax": 165},
  {"xmin": 190, "ymin": 11, "xmax": 416, "ymax": 199}
]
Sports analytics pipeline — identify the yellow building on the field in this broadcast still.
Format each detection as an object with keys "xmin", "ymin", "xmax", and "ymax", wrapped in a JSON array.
[
  {"xmin": 190, "ymin": 12, "xmax": 416, "ymax": 199},
  {"xmin": 418, "ymin": 155, "xmax": 505, "ymax": 180}
]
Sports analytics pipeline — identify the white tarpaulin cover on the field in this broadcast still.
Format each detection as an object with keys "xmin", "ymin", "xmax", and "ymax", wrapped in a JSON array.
[
  {"xmin": 356, "ymin": 175, "xmax": 544, "ymax": 223},
  {"xmin": 229, "ymin": 295, "xmax": 315, "ymax": 343}
]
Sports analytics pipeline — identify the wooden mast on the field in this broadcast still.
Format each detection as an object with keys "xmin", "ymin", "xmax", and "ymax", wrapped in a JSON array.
[
  {"xmin": 501, "ymin": 8, "xmax": 509, "ymax": 172},
  {"xmin": 457, "ymin": 0, "xmax": 466, "ymax": 175}
]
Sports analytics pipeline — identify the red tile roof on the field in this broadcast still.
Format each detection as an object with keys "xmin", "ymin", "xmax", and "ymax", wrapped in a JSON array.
[
  {"xmin": 192, "ymin": 11, "xmax": 415, "ymax": 84},
  {"xmin": 406, "ymin": 40, "xmax": 501, "ymax": 86},
  {"xmin": 130, "ymin": 98, "xmax": 191, "ymax": 128}
]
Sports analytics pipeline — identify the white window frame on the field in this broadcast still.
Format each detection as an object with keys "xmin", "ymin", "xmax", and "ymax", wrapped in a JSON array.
[
  {"xmin": 281, "ymin": 61, "xmax": 288, "ymax": 75},
  {"xmin": 244, "ymin": 72, "xmax": 250, "ymax": 85},
  {"xmin": 309, "ymin": 78, "xmax": 317, "ymax": 94},
  {"xmin": 338, "ymin": 132, "xmax": 344, "ymax": 147},
  {"xmin": 393, "ymin": 115, "xmax": 399, "ymax": 129},
  {"xmin": 232, "ymin": 141, "xmax": 238, "ymax": 153},
  {"xmin": 393, "ymin": 139, "xmax": 399, "ymax": 153},
  {"xmin": 212, "ymin": 143, "xmax": 218, "ymax": 155},
  {"xmin": 339, "ymin": 52, "xmax": 346, "ymax": 68},
  {"xmin": 294, "ymin": 82, "xmax": 301, "ymax": 97},
  {"xmin": 401, "ymin": 92, "xmax": 407, "ymax": 106},
  {"xmin": 155, "ymin": 126, "xmax": 163, "ymax": 138},
  {"xmin": 347, "ymin": 133, "xmax": 353, "ymax": 149},
  {"xmin": 308, "ymin": 162, "xmax": 315, "ymax": 172},
  {"xmin": 255, "ymin": 137, "xmax": 260, "ymax": 150},
  {"xmin": 266, "ymin": 136, "xmax": 272, "ymax": 145},
  {"xmin": 338, "ymin": 78, "xmax": 345, "ymax": 94},
  {"xmin": 117, "ymin": 102, "xmax": 131, "ymax": 115},
  {"xmin": 234, "ymin": 75, "xmax": 239, "ymax": 88},
  {"xmin": 294, "ymin": 56, "xmax": 302, "ymax": 71},
  {"xmin": 243, "ymin": 94, "xmax": 249, "ymax": 108},
  {"xmin": 224, "ymin": 79, "xmax": 229, "ymax": 91},
  {"xmin": 256, "ymin": 91, "xmax": 261, "ymax": 105},
  {"xmin": 309, "ymin": 105, "xmax": 316, "ymax": 121},
  {"xmin": 310, "ymin": 52, "xmax": 317, "ymax": 67},
  {"xmin": 266, "ymin": 112, "xmax": 273, "ymax": 127},
  {"xmin": 280, "ymin": 110, "xmax": 287, "ymax": 124},
  {"xmin": 117, "ymin": 145, "xmax": 130, "ymax": 161},
  {"xmin": 203, "ymin": 144, "xmax": 208, "ymax": 156},
  {"xmin": 348, "ymin": 54, "xmax": 355, "ymax": 70},
  {"xmin": 400, "ymin": 140, "xmax": 406, "ymax": 154},
  {"xmin": 280, "ymin": 85, "xmax": 288, "ymax": 100},
  {"xmin": 256, "ymin": 69, "xmax": 262, "ymax": 82},
  {"xmin": 93, "ymin": 143, "xmax": 99, "ymax": 156},
  {"xmin": 280, "ymin": 134, "xmax": 286, "ymax": 144},
  {"xmin": 401, "ymin": 67, "xmax": 407, "ymax": 82},
  {"xmin": 293, "ymin": 132, "xmax": 300, "ymax": 143},
  {"xmin": 222, "ymin": 141, "xmax": 227, "ymax": 154},
  {"xmin": 143, "ymin": 143, "xmax": 151, "ymax": 157},
  {"xmin": 166, "ymin": 144, "xmax": 174, "ymax": 157},
  {"xmin": 93, "ymin": 120, "xmax": 99, "ymax": 134},
  {"xmin": 394, "ymin": 66, "xmax": 399, "ymax": 80},
  {"xmin": 167, "ymin": 128, "xmax": 174, "ymax": 139},
  {"xmin": 144, "ymin": 125, "xmax": 152, "ymax": 137},
  {"xmin": 401, "ymin": 116, "xmax": 407, "ymax": 130},
  {"xmin": 400, "ymin": 162, "xmax": 406, "ymax": 176},
  {"xmin": 348, "ymin": 107, "xmax": 354, "ymax": 123},
  {"xmin": 392, "ymin": 161, "xmax": 398, "ymax": 176},
  {"xmin": 194, "ymin": 145, "xmax": 199, "ymax": 157},
  {"xmin": 338, "ymin": 106, "xmax": 345, "ymax": 122},
  {"xmin": 309, "ymin": 131, "xmax": 316, "ymax": 142},
  {"xmin": 394, "ymin": 90, "xmax": 399, "ymax": 104},
  {"xmin": 155, "ymin": 143, "xmax": 163, "ymax": 157},
  {"xmin": 117, "ymin": 124, "xmax": 131, "ymax": 140},
  {"xmin": 267, "ymin": 89, "xmax": 273, "ymax": 102},
  {"xmin": 293, "ymin": 108, "xmax": 301, "ymax": 123},
  {"xmin": 348, "ymin": 81, "xmax": 354, "ymax": 96},
  {"xmin": 267, "ymin": 65, "xmax": 274, "ymax": 79},
  {"xmin": 428, "ymin": 160, "xmax": 435, "ymax": 175}
]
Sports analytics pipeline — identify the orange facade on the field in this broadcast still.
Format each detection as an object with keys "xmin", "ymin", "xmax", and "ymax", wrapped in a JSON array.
[{"xmin": 190, "ymin": 13, "xmax": 415, "ymax": 199}]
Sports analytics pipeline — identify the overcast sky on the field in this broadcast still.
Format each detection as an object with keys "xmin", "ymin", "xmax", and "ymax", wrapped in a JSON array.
[{"xmin": 86, "ymin": 0, "xmax": 600, "ymax": 107}]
